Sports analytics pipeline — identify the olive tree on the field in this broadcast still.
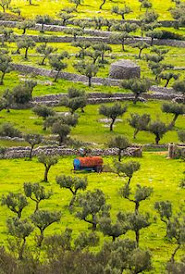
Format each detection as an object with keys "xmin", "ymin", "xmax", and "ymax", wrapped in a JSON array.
[
  {"xmin": 24, "ymin": 134, "xmax": 42, "ymax": 159},
  {"xmin": 36, "ymin": 44, "xmax": 57, "ymax": 65},
  {"xmin": 38, "ymin": 154, "xmax": 58, "ymax": 182},
  {"xmin": 17, "ymin": 20, "xmax": 35, "ymax": 35},
  {"xmin": 76, "ymin": 189, "xmax": 110, "ymax": 230},
  {"xmin": 148, "ymin": 120, "xmax": 169, "ymax": 144},
  {"xmin": 114, "ymin": 160, "xmax": 140, "ymax": 185},
  {"xmin": 108, "ymin": 136, "xmax": 130, "ymax": 162},
  {"xmin": 128, "ymin": 113, "xmax": 151, "ymax": 139},
  {"xmin": 60, "ymin": 88, "xmax": 87, "ymax": 114},
  {"xmin": 92, "ymin": 43, "xmax": 112, "ymax": 63},
  {"xmin": 0, "ymin": 122, "xmax": 22, "ymax": 138},
  {"xmin": 35, "ymin": 15, "xmax": 51, "ymax": 33},
  {"xmin": 49, "ymin": 52, "xmax": 69, "ymax": 82},
  {"xmin": 0, "ymin": 52, "xmax": 12, "ymax": 85},
  {"xmin": 178, "ymin": 130, "xmax": 185, "ymax": 143},
  {"xmin": 173, "ymin": 79, "xmax": 185, "ymax": 103},
  {"xmin": 121, "ymin": 78, "xmax": 151, "ymax": 104},
  {"xmin": 99, "ymin": 212, "xmax": 130, "ymax": 241},
  {"xmin": 74, "ymin": 61, "xmax": 99, "ymax": 87},
  {"xmin": 72, "ymin": 41, "xmax": 91, "ymax": 59},
  {"xmin": 16, "ymin": 36, "xmax": 35, "ymax": 59},
  {"xmin": 63, "ymin": 28, "xmax": 84, "ymax": 42},
  {"xmin": 111, "ymin": 5, "xmax": 132, "ymax": 20},
  {"xmin": 7, "ymin": 217, "xmax": 34, "ymax": 260},
  {"xmin": 132, "ymin": 41, "xmax": 149, "ymax": 59},
  {"xmin": 120, "ymin": 184, "xmax": 153, "ymax": 214},
  {"xmin": 51, "ymin": 121, "xmax": 71, "ymax": 146},
  {"xmin": 159, "ymin": 72, "xmax": 179, "ymax": 87},
  {"xmin": 1, "ymin": 89, "xmax": 14, "ymax": 112},
  {"xmin": 31, "ymin": 210, "xmax": 61, "ymax": 247},
  {"xmin": 127, "ymin": 212, "xmax": 151, "ymax": 248},
  {"xmin": 166, "ymin": 217, "xmax": 185, "ymax": 263},
  {"xmin": 99, "ymin": 103, "xmax": 127, "ymax": 131},
  {"xmin": 24, "ymin": 182, "xmax": 52, "ymax": 212},
  {"xmin": 56, "ymin": 175, "xmax": 87, "ymax": 208},
  {"xmin": 154, "ymin": 200, "xmax": 172, "ymax": 228},
  {"xmin": 161, "ymin": 102, "xmax": 185, "ymax": 128},
  {"xmin": 33, "ymin": 105, "xmax": 55, "ymax": 130},
  {"xmin": 0, "ymin": 0, "xmax": 11, "ymax": 12},
  {"xmin": 1, "ymin": 192, "xmax": 28, "ymax": 218},
  {"xmin": 70, "ymin": 0, "xmax": 83, "ymax": 10}
]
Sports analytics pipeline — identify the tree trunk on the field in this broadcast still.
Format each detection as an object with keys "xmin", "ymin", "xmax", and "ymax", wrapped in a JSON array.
[
  {"xmin": 0, "ymin": 72, "xmax": 5, "ymax": 85},
  {"xmin": 170, "ymin": 244, "xmax": 180, "ymax": 264},
  {"xmin": 155, "ymin": 135, "xmax": 160, "ymax": 145},
  {"xmin": 29, "ymin": 145, "xmax": 34, "ymax": 159},
  {"xmin": 135, "ymin": 230, "xmax": 139, "ymax": 248},
  {"xmin": 25, "ymin": 48, "xmax": 29, "ymax": 59},
  {"xmin": 41, "ymin": 56, "xmax": 47, "ymax": 65},
  {"xmin": 165, "ymin": 79, "xmax": 170, "ymax": 87},
  {"xmin": 88, "ymin": 77, "xmax": 92, "ymax": 87},
  {"xmin": 101, "ymin": 52, "xmax": 104, "ymax": 62},
  {"xmin": 59, "ymin": 136, "xmax": 63, "ymax": 146},
  {"xmin": 54, "ymin": 70, "xmax": 60, "ymax": 82},
  {"xmin": 135, "ymin": 201, "xmax": 139, "ymax": 215},
  {"xmin": 34, "ymin": 201, "xmax": 39, "ymax": 213},
  {"xmin": 18, "ymin": 210, "xmax": 22, "ymax": 219},
  {"xmin": 133, "ymin": 93, "xmax": 139, "ymax": 104},
  {"xmin": 121, "ymin": 40, "xmax": 125, "ymax": 51},
  {"xmin": 170, "ymin": 114, "xmax": 178, "ymax": 128},
  {"xmin": 44, "ymin": 166, "xmax": 49, "ymax": 182},
  {"xmin": 23, "ymin": 28, "xmax": 26, "ymax": 35},
  {"xmin": 74, "ymin": 34, "xmax": 77, "ymax": 42},
  {"xmin": 110, "ymin": 118, "xmax": 115, "ymax": 131},
  {"xmin": 118, "ymin": 149, "xmax": 122, "ymax": 162},
  {"xmin": 37, "ymin": 230, "xmax": 44, "ymax": 247},
  {"xmin": 69, "ymin": 193, "xmax": 76, "ymax": 208},
  {"xmin": 151, "ymin": 38, "xmax": 154, "ymax": 46},
  {"xmin": 138, "ymin": 49, "xmax": 142, "ymax": 59},
  {"xmin": 19, "ymin": 238, "xmax": 26, "ymax": 260},
  {"xmin": 99, "ymin": 0, "xmax": 105, "ymax": 10},
  {"xmin": 41, "ymin": 24, "xmax": 44, "ymax": 33},
  {"xmin": 133, "ymin": 128, "xmax": 139, "ymax": 139}
]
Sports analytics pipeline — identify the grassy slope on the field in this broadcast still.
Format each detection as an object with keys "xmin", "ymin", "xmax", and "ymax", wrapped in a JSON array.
[
  {"xmin": 0, "ymin": 153, "xmax": 184, "ymax": 272},
  {"xmin": 0, "ymin": 42, "xmax": 185, "ymax": 96},
  {"xmin": 0, "ymin": 100, "xmax": 185, "ymax": 147},
  {"xmin": 10, "ymin": 0, "xmax": 182, "ymax": 20}
]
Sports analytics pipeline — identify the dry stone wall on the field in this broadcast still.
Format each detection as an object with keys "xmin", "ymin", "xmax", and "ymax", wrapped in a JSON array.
[{"xmin": 0, "ymin": 146, "xmax": 142, "ymax": 159}]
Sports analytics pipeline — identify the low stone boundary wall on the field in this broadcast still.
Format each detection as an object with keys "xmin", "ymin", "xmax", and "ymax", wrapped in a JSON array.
[
  {"xmin": 3, "ymin": 33, "xmax": 184, "ymax": 48},
  {"xmin": 12, "ymin": 63, "xmax": 122, "ymax": 86},
  {"xmin": 0, "ymin": 146, "xmax": 142, "ymax": 159},
  {"xmin": 0, "ymin": 19, "xmax": 182, "ymax": 35}
]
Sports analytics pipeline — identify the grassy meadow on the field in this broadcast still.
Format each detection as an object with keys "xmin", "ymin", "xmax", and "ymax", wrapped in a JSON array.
[
  {"xmin": 9, "ymin": 0, "xmax": 183, "ymax": 20},
  {"xmin": 0, "ymin": 100, "xmax": 185, "ymax": 147},
  {"xmin": 0, "ymin": 152, "xmax": 184, "ymax": 272}
]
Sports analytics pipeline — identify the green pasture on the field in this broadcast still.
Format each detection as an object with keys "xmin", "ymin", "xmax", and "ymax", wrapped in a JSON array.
[
  {"xmin": 0, "ymin": 100, "xmax": 185, "ymax": 147},
  {"xmin": 1, "ymin": 41, "xmax": 185, "ymax": 90},
  {"xmin": 9, "ymin": 0, "xmax": 183, "ymax": 20},
  {"xmin": 0, "ymin": 152, "xmax": 184, "ymax": 272}
]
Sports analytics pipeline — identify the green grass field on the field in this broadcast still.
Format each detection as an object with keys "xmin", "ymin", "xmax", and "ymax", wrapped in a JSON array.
[
  {"xmin": 9, "ymin": 0, "xmax": 184, "ymax": 20},
  {"xmin": 0, "ymin": 100, "xmax": 185, "ymax": 147},
  {"xmin": 0, "ymin": 152, "xmax": 184, "ymax": 272}
]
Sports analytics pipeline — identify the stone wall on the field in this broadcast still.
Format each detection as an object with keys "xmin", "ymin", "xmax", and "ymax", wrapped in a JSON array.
[
  {"xmin": 4, "ymin": 34, "xmax": 184, "ymax": 48},
  {"xmin": 0, "ymin": 146, "xmax": 142, "ymax": 159}
]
